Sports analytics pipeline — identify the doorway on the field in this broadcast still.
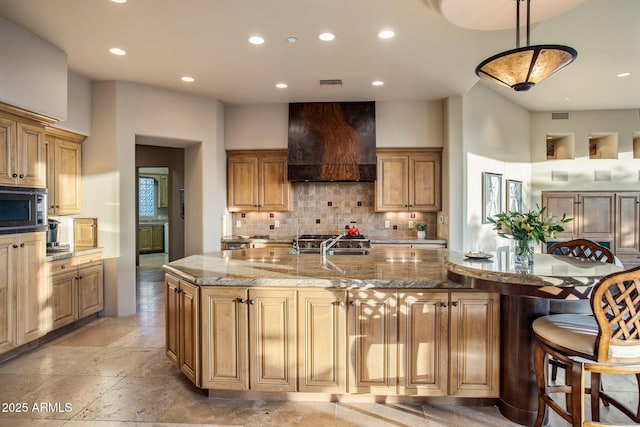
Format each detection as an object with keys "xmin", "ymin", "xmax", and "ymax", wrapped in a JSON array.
[{"xmin": 135, "ymin": 143, "xmax": 185, "ymax": 266}]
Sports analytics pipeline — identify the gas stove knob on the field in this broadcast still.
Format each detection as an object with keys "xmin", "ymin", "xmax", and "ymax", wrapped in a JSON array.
[{"xmin": 357, "ymin": 243, "xmax": 363, "ymax": 248}]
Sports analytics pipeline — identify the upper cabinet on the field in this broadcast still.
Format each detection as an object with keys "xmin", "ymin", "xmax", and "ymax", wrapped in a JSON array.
[
  {"xmin": 227, "ymin": 150, "xmax": 291, "ymax": 212},
  {"xmin": 375, "ymin": 148, "xmax": 442, "ymax": 212},
  {"xmin": 0, "ymin": 111, "xmax": 47, "ymax": 188},
  {"xmin": 45, "ymin": 128, "xmax": 85, "ymax": 215}
]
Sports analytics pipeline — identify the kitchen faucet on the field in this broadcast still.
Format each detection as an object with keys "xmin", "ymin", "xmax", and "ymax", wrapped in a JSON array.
[{"xmin": 321, "ymin": 232, "xmax": 345, "ymax": 261}]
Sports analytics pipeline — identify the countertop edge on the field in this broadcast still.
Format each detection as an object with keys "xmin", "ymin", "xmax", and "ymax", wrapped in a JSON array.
[{"xmin": 46, "ymin": 247, "xmax": 105, "ymax": 262}]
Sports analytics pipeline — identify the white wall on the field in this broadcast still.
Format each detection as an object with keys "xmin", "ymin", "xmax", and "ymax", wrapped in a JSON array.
[
  {"xmin": 531, "ymin": 110, "xmax": 640, "ymax": 203},
  {"xmin": 462, "ymin": 83, "xmax": 532, "ymax": 253},
  {"xmin": 224, "ymin": 100, "xmax": 444, "ymax": 149},
  {"xmin": 85, "ymin": 81, "xmax": 225, "ymax": 316},
  {"xmin": 0, "ymin": 17, "xmax": 67, "ymax": 120},
  {"xmin": 54, "ymin": 70, "xmax": 92, "ymax": 135}
]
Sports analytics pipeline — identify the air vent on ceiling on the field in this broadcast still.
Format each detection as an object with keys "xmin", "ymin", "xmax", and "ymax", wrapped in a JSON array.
[
  {"xmin": 551, "ymin": 112, "xmax": 570, "ymax": 120},
  {"xmin": 319, "ymin": 79, "xmax": 343, "ymax": 87}
]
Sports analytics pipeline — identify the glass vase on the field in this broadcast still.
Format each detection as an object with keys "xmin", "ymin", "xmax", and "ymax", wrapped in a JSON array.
[{"xmin": 514, "ymin": 238, "xmax": 534, "ymax": 267}]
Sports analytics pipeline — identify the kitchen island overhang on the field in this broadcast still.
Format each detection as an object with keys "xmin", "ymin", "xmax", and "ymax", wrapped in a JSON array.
[{"xmin": 163, "ymin": 247, "xmax": 501, "ymax": 404}]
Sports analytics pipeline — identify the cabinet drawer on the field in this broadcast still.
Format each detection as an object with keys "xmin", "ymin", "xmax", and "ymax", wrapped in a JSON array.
[
  {"xmin": 74, "ymin": 253, "xmax": 103, "ymax": 266},
  {"xmin": 49, "ymin": 258, "xmax": 75, "ymax": 275}
]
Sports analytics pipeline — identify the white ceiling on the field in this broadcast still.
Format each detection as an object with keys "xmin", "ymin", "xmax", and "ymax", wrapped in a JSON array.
[{"xmin": 0, "ymin": 0, "xmax": 637, "ymax": 112}]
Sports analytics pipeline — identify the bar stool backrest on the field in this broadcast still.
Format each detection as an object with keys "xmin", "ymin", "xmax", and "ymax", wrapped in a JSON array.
[
  {"xmin": 590, "ymin": 265, "xmax": 640, "ymax": 364},
  {"xmin": 547, "ymin": 239, "xmax": 615, "ymax": 264}
]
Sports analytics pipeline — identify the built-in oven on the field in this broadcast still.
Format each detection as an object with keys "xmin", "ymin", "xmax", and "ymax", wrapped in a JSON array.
[{"xmin": 0, "ymin": 186, "xmax": 48, "ymax": 234}]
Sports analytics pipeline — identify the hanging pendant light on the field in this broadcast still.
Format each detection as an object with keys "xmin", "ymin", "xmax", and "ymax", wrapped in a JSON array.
[{"xmin": 475, "ymin": 0, "xmax": 577, "ymax": 91}]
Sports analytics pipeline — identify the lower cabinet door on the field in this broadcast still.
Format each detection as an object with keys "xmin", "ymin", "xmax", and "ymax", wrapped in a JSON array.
[
  {"xmin": 347, "ymin": 289, "xmax": 398, "ymax": 394},
  {"xmin": 179, "ymin": 281, "xmax": 200, "ymax": 386},
  {"xmin": 398, "ymin": 291, "xmax": 448, "ymax": 396},
  {"xmin": 78, "ymin": 263, "xmax": 103, "ymax": 318},
  {"xmin": 448, "ymin": 292, "xmax": 500, "ymax": 397},
  {"xmin": 249, "ymin": 288, "xmax": 296, "ymax": 392},
  {"xmin": 51, "ymin": 270, "xmax": 79, "ymax": 330},
  {"xmin": 165, "ymin": 274, "xmax": 180, "ymax": 366},
  {"xmin": 17, "ymin": 232, "xmax": 49, "ymax": 345},
  {"xmin": 297, "ymin": 289, "xmax": 346, "ymax": 393},
  {"xmin": 200, "ymin": 287, "xmax": 249, "ymax": 390}
]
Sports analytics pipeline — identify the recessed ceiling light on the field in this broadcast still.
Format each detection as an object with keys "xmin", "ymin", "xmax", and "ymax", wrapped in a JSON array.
[
  {"xmin": 318, "ymin": 32, "xmax": 336, "ymax": 42},
  {"xmin": 181, "ymin": 76, "xmax": 194, "ymax": 83},
  {"xmin": 287, "ymin": 36, "xmax": 298, "ymax": 43},
  {"xmin": 111, "ymin": 0, "xmax": 127, "ymax": 3},
  {"xmin": 109, "ymin": 47, "xmax": 126, "ymax": 56},
  {"xmin": 371, "ymin": 80, "xmax": 384, "ymax": 86},
  {"xmin": 617, "ymin": 72, "xmax": 632, "ymax": 78},
  {"xmin": 275, "ymin": 82, "xmax": 288, "ymax": 89},
  {"xmin": 378, "ymin": 30, "xmax": 395, "ymax": 39},
  {"xmin": 248, "ymin": 36, "xmax": 265, "ymax": 45}
]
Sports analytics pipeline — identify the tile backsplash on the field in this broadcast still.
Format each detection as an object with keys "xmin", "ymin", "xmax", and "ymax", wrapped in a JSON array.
[{"xmin": 230, "ymin": 182, "xmax": 437, "ymax": 239}]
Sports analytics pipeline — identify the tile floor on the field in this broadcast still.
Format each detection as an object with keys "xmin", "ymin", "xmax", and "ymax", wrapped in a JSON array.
[{"xmin": 0, "ymin": 253, "xmax": 637, "ymax": 426}]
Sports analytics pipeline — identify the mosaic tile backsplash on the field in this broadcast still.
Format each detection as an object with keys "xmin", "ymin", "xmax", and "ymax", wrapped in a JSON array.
[{"xmin": 231, "ymin": 182, "xmax": 437, "ymax": 239}]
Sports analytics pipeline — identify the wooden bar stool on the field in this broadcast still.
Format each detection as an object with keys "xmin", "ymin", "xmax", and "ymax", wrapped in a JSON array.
[{"xmin": 533, "ymin": 266, "xmax": 640, "ymax": 427}]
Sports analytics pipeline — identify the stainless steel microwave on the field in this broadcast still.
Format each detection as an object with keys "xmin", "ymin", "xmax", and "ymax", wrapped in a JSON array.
[{"xmin": 0, "ymin": 186, "xmax": 48, "ymax": 234}]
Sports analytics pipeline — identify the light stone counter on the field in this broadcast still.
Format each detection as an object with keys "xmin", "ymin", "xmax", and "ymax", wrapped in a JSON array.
[{"xmin": 163, "ymin": 246, "xmax": 468, "ymax": 289}]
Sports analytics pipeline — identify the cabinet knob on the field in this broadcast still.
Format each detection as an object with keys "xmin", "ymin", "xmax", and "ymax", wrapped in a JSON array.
[
  {"xmin": 452, "ymin": 301, "xmax": 459, "ymax": 307},
  {"xmin": 12, "ymin": 244, "xmax": 18, "ymax": 249},
  {"xmin": 249, "ymin": 299, "xmax": 255, "ymax": 305},
  {"xmin": 238, "ymin": 298, "xmax": 246, "ymax": 304},
  {"xmin": 350, "ymin": 301, "xmax": 356, "ymax": 307},
  {"xmin": 11, "ymin": 173, "xmax": 17, "ymax": 178},
  {"xmin": 60, "ymin": 264, "xmax": 66, "ymax": 269},
  {"xmin": 19, "ymin": 174, "xmax": 24, "ymax": 179},
  {"xmin": 338, "ymin": 301, "xmax": 345, "ymax": 307},
  {"xmin": 19, "ymin": 243, "xmax": 24, "ymax": 248},
  {"xmin": 440, "ymin": 302, "xmax": 448, "ymax": 308}
]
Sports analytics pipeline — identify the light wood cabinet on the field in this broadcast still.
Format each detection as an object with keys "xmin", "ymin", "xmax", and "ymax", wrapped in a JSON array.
[
  {"xmin": 170, "ymin": 275, "xmax": 500, "ymax": 399},
  {"xmin": 179, "ymin": 281, "xmax": 199, "ymax": 385},
  {"xmin": 0, "ymin": 233, "xmax": 49, "ymax": 347},
  {"xmin": 165, "ymin": 274, "xmax": 180, "ymax": 365},
  {"xmin": 0, "ymin": 114, "xmax": 46, "ymax": 188},
  {"xmin": 0, "ymin": 236, "xmax": 17, "ymax": 353},
  {"xmin": 200, "ymin": 287, "xmax": 249, "ymax": 390},
  {"xmin": 49, "ymin": 252, "xmax": 104, "ymax": 330},
  {"xmin": 249, "ymin": 288, "xmax": 297, "ymax": 391},
  {"xmin": 448, "ymin": 291, "xmax": 500, "ymax": 397},
  {"xmin": 227, "ymin": 150, "xmax": 291, "ymax": 212},
  {"xmin": 50, "ymin": 269, "xmax": 78, "ymax": 330},
  {"xmin": 200, "ymin": 286, "xmax": 296, "ymax": 392},
  {"xmin": 397, "ymin": 291, "xmax": 499, "ymax": 398},
  {"xmin": 347, "ymin": 289, "xmax": 398, "ymax": 394},
  {"xmin": 45, "ymin": 128, "xmax": 84, "ymax": 215},
  {"xmin": 158, "ymin": 175, "xmax": 169, "ymax": 207},
  {"xmin": 398, "ymin": 291, "xmax": 448, "ymax": 396},
  {"xmin": 73, "ymin": 218, "xmax": 98, "ymax": 250},
  {"xmin": 165, "ymin": 274, "xmax": 200, "ymax": 386},
  {"xmin": 375, "ymin": 149, "xmax": 441, "ymax": 212},
  {"xmin": 138, "ymin": 224, "xmax": 164, "ymax": 253},
  {"xmin": 298, "ymin": 289, "xmax": 347, "ymax": 393},
  {"xmin": 542, "ymin": 191, "xmax": 615, "ymax": 250},
  {"xmin": 615, "ymin": 192, "xmax": 640, "ymax": 266}
]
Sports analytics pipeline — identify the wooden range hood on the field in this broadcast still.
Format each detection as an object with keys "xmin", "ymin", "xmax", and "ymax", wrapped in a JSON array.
[{"xmin": 287, "ymin": 101, "xmax": 376, "ymax": 182}]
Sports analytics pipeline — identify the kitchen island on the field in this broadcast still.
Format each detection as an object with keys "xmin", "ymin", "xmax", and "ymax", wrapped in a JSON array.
[{"xmin": 163, "ymin": 247, "xmax": 501, "ymax": 402}]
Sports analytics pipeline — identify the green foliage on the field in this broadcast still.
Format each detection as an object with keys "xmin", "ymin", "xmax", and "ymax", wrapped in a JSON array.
[
  {"xmin": 488, "ymin": 205, "xmax": 572, "ymax": 244},
  {"xmin": 415, "ymin": 222, "xmax": 427, "ymax": 231}
]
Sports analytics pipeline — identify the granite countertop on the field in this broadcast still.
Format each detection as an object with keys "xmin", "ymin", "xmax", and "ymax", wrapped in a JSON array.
[
  {"xmin": 163, "ymin": 247, "xmax": 465, "ymax": 290},
  {"xmin": 370, "ymin": 239, "xmax": 447, "ymax": 245},
  {"xmin": 221, "ymin": 236, "xmax": 294, "ymax": 244},
  {"xmin": 444, "ymin": 251, "xmax": 623, "ymax": 297},
  {"xmin": 46, "ymin": 247, "xmax": 105, "ymax": 262}
]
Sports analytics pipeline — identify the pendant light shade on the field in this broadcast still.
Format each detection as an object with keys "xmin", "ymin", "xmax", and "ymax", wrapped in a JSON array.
[{"xmin": 475, "ymin": 0, "xmax": 577, "ymax": 91}]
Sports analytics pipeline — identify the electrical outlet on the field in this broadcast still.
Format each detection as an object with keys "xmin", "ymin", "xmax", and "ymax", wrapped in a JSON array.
[
  {"xmin": 236, "ymin": 220, "xmax": 241, "ymax": 228},
  {"xmin": 439, "ymin": 215, "xmax": 445, "ymax": 223},
  {"xmin": 408, "ymin": 220, "xmax": 414, "ymax": 229},
  {"xmin": 275, "ymin": 220, "xmax": 280, "ymax": 228},
  {"xmin": 384, "ymin": 220, "xmax": 390, "ymax": 228}
]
